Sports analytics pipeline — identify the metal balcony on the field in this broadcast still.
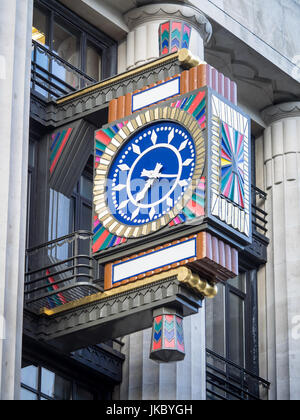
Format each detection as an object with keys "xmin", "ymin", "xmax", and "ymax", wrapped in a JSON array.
[
  {"xmin": 31, "ymin": 40, "xmax": 96, "ymax": 100},
  {"xmin": 206, "ymin": 349, "xmax": 270, "ymax": 400},
  {"xmin": 24, "ymin": 231, "xmax": 102, "ymax": 314}
]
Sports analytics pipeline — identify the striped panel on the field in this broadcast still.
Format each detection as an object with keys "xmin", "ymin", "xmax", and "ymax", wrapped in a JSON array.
[
  {"xmin": 182, "ymin": 24, "xmax": 191, "ymax": 50},
  {"xmin": 159, "ymin": 21, "xmax": 191, "ymax": 56},
  {"xmin": 152, "ymin": 316, "xmax": 163, "ymax": 351},
  {"xmin": 169, "ymin": 177, "xmax": 206, "ymax": 226},
  {"xmin": 176, "ymin": 316, "xmax": 185, "ymax": 353},
  {"xmin": 171, "ymin": 21, "xmax": 182, "ymax": 52},
  {"xmin": 50, "ymin": 128, "xmax": 73, "ymax": 174},
  {"xmin": 170, "ymin": 90, "xmax": 206, "ymax": 129},
  {"xmin": 93, "ymin": 127, "xmax": 128, "ymax": 254},
  {"xmin": 160, "ymin": 21, "xmax": 170, "ymax": 56},
  {"xmin": 45, "ymin": 269, "xmax": 67, "ymax": 308},
  {"xmin": 164, "ymin": 315, "xmax": 176, "ymax": 349}
]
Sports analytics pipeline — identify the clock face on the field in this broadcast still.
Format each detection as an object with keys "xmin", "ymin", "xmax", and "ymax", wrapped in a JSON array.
[{"xmin": 107, "ymin": 121, "xmax": 196, "ymax": 228}]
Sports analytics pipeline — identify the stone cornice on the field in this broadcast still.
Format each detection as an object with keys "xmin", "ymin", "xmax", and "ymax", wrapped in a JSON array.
[
  {"xmin": 261, "ymin": 102, "xmax": 300, "ymax": 125},
  {"xmin": 124, "ymin": 3, "xmax": 212, "ymax": 44}
]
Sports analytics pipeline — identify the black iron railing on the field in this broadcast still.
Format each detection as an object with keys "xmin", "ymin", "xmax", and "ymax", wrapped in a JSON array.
[
  {"xmin": 206, "ymin": 349, "xmax": 270, "ymax": 400},
  {"xmin": 31, "ymin": 40, "xmax": 96, "ymax": 100},
  {"xmin": 24, "ymin": 231, "xmax": 102, "ymax": 313},
  {"xmin": 252, "ymin": 185, "xmax": 268, "ymax": 236}
]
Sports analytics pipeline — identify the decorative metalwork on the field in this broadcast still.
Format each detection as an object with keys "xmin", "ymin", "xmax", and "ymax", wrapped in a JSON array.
[
  {"xmin": 206, "ymin": 349, "xmax": 270, "ymax": 400},
  {"xmin": 31, "ymin": 40, "xmax": 96, "ymax": 100},
  {"xmin": 25, "ymin": 231, "xmax": 102, "ymax": 313}
]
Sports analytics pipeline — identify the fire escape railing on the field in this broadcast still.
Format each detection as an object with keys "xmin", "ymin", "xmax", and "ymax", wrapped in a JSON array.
[
  {"xmin": 31, "ymin": 40, "xmax": 97, "ymax": 100},
  {"xmin": 24, "ymin": 231, "xmax": 102, "ymax": 313},
  {"xmin": 206, "ymin": 349, "xmax": 270, "ymax": 400}
]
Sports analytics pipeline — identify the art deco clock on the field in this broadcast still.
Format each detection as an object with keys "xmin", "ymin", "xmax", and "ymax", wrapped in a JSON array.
[
  {"xmin": 93, "ymin": 87, "xmax": 251, "ymax": 258},
  {"xmin": 94, "ymin": 108, "xmax": 205, "ymax": 239}
]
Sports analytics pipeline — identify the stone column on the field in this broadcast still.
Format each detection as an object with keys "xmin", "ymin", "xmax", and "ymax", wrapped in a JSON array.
[
  {"xmin": 118, "ymin": 2, "xmax": 212, "ymax": 72},
  {"xmin": 118, "ymin": 306, "xmax": 206, "ymax": 400},
  {"xmin": 261, "ymin": 103, "xmax": 300, "ymax": 400},
  {"xmin": 0, "ymin": 0, "xmax": 33, "ymax": 400}
]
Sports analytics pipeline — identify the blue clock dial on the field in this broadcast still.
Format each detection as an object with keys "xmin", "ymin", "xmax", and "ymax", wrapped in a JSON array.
[{"xmin": 107, "ymin": 121, "xmax": 196, "ymax": 227}]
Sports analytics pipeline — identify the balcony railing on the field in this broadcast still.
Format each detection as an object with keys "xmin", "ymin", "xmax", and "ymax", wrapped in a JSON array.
[
  {"xmin": 24, "ymin": 231, "xmax": 102, "ymax": 314},
  {"xmin": 206, "ymin": 349, "xmax": 270, "ymax": 400},
  {"xmin": 252, "ymin": 185, "xmax": 268, "ymax": 236},
  {"xmin": 31, "ymin": 40, "xmax": 96, "ymax": 100}
]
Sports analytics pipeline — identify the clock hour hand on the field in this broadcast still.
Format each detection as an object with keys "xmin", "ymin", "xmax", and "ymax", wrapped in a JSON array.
[
  {"xmin": 135, "ymin": 178, "xmax": 155, "ymax": 203},
  {"xmin": 141, "ymin": 163, "xmax": 163, "ymax": 179}
]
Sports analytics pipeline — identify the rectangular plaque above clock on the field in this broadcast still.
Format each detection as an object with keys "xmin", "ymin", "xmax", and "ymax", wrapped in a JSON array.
[{"xmin": 93, "ymin": 86, "xmax": 251, "ymax": 262}]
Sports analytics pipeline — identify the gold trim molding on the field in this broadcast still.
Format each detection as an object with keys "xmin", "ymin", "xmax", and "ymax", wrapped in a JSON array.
[
  {"xmin": 56, "ymin": 49, "xmax": 201, "ymax": 105},
  {"xmin": 41, "ymin": 267, "xmax": 217, "ymax": 316}
]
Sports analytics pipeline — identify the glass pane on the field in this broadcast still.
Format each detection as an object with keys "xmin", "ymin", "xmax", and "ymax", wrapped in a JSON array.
[
  {"xmin": 20, "ymin": 387, "xmax": 38, "ymax": 400},
  {"xmin": 81, "ymin": 203, "xmax": 92, "ymax": 231},
  {"xmin": 41, "ymin": 368, "xmax": 71, "ymax": 400},
  {"xmin": 80, "ymin": 176, "xmax": 93, "ymax": 202},
  {"xmin": 21, "ymin": 365, "xmax": 38, "ymax": 390},
  {"xmin": 86, "ymin": 41, "xmax": 102, "ymax": 81},
  {"xmin": 48, "ymin": 190, "xmax": 75, "ymax": 242},
  {"xmin": 228, "ymin": 273, "xmax": 246, "ymax": 293},
  {"xmin": 52, "ymin": 18, "xmax": 80, "ymax": 90},
  {"xmin": 75, "ymin": 386, "xmax": 94, "ymax": 400},
  {"xmin": 32, "ymin": 6, "xmax": 49, "ymax": 46},
  {"xmin": 228, "ymin": 292, "xmax": 245, "ymax": 367},
  {"xmin": 206, "ymin": 283, "xmax": 226, "ymax": 357}
]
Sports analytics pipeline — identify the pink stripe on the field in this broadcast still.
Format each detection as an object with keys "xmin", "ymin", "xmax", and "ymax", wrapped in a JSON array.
[
  {"xmin": 198, "ymin": 115, "xmax": 206, "ymax": 126},
  {"xmin": 224, "ymin": 173, "xmax": 233, "ymax": 197},
  {"xmin": 114, "ymin": 237, "xmax": 122, "ymax": 246}
]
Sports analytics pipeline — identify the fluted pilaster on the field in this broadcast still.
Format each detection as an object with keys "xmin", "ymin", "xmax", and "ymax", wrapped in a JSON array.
[
  {"xmin": 261, "ymin": 103, "xmax": 300, "ymax": 400},
  {"xmin": 0, "ymin": 0, "xmax": 33, "ymax": 400},
  {"xmin": 118, "ymin": 3, "xmax": 212, "ymax": 72},
  {"xmin": 117, "ymin": 309, "xmax": 206, "ymax": 400}
]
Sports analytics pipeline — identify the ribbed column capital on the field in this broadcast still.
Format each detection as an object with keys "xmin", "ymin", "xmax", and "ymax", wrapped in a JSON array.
[
  {"xmin": 124, "ymin": 2, "xmax": 212, "ymax": 44},
  {"xmin": 261, "ymin": 102, "xmax": 300, "ymax": 125}
]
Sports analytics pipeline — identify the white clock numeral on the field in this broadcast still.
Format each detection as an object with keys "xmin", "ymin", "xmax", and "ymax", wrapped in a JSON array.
[
  {"xmin": 166, "ymin": 197, "xmax": 173, "ymax": 207},
  {"xmin": 179, "ymin": 140, "xmax": 188, "ymax": 152},
  {"xmin": 118, "ymin": 199, "xmax": 130, "ymax": 210},
  {"xmin": 118, "ymin": 164, "xmax": 130, "ymax": 171},
  {"xmin": 132, "ymin": 144, "xmax": 141, "ymax": 155},
  {"xmin": 112, "ymin": 184, "xmax": 126, "ymax": 192},
  {"xmin": 179, "ymin": 180, "xmax": 188, "ymax": 187},
  {"xmin": 151, "ymin": 130, "xmax": 157, "ymax": 145},
  {"xmin": 149, "ymin": 207, "xmax": 156, "ymax": 220},
  {"xmin": 183, "ymin": 158, "xmax": 193, "ymax": 166},
  {"xmin": 131, "ymin": 207, "xmax": 140, "ymax": 221},
  {"xmin": 168, "ymin": 128, "xmax": 175, "ymax": 144}
]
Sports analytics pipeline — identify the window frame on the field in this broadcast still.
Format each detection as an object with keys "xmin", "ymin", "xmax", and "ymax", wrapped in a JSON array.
[{"xmin": 33, "ymin": 0, "xmax": 117, "ymax": 82}]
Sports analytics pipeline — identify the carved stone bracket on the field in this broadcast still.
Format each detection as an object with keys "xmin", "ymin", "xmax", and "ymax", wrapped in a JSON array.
[{"xmin": 24, "ymin": 274, "xmax": 202, "ymax": 353}]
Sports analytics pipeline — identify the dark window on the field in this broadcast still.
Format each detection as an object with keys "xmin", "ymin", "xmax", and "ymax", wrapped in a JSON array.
[
  {"xmin": 31, "ymin": 0, "xmax": 117, "ymax": 99},
  {"xmin": 21, "ymin": 364, "xmax": 98, "ymax": 400}
]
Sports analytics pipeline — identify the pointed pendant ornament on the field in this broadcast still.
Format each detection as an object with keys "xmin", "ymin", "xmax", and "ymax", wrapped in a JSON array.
[{"xmin": 150, "ymin": 308, "xmax": 185, "ymax": 363}]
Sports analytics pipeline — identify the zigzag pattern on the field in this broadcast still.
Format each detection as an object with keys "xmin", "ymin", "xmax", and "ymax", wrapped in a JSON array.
[
  {"xmin": 176, "ymin": 317, "xmax": 185, "ymax": 352},
  {"xmin": 164, "ymin": 315, "xmax": 176, "ymax": 348},
  {"xmin": 159, "ymin": 21, "xmax": 191, "ymax": 56},
  {"xmin": 152, "ymin": 316, "xmax": 163, "ymax": 350}
]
